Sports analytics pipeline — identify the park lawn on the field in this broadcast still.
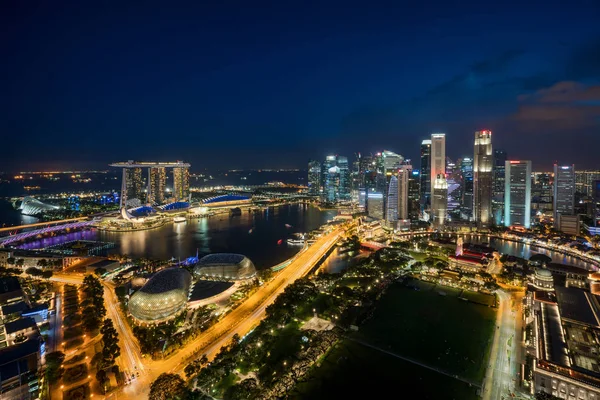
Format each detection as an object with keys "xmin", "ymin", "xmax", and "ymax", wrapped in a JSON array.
[
  {"xmin": 353, "ymin": 280, "xmax": 496, "ymax": 383},
  {"xmin": 290, "ymin": 340, "xmax": 479, "ymax": 400},
  {"xmin": 435, "ymin": 285, "xmax": 462, "ymax": 297}
]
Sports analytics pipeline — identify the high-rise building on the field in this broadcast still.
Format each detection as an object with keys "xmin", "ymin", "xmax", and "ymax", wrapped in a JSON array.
[
  {"xmin": 553, "ymin": 164, "xmax": 576, "ymax": 230},
  {"xmin": 460, "ymin": 157, "xmax": 474, "ymax": 220},
  {"xmin": 125, "ymin": 167, "xmax": 145, "ymax": 206},
  {"xmin": 474, "ymin": 130, "xmax": 493, "ymax": 226},
  {"xmin": 367, "ymin": 192, "xmax": 384, "ymax": 220},
  {"xmin": 337, "ymin": 156, "xmax": 351, "ymax": 201},
  {"xmin": 149, "ymin": 167, "xmax": 166, "ymax": 205},
  {"xmin": 430, "ymin": 134, "xmax": 446, "ymax": 194},
  {"xmin": 408, "ymin": 168, "xmax": 420, "ymax": 220},
  {"xmin": 505, "ymin": 160, "xmax": 532, "ymax": 228},
  {"xmin": 575, "ymin": 171, "xmax": 600, "ymax": 196},
  {"xmin": 420, "ymin": 139, "xmax": 431, "ymax": 209},
  {"xmin": 172, "ymin": 167, "xmax": 190, "ymax": 201},
  {"xmin": 308, "ymin": 160, "xmax": 321, "ymax": 195},
  {"xmin": 386, "ymin": 175, "xmax": 399, "ymax": 227},
  {"xmin": 431, "ymin": 174, "xmax": 448, "ymax": 226},
  {"xmin": 321, "ymin": 155, "xmax": 351, "ymax": 203},
  {"xmin": 397, "ymin": 165, "xmax": 411, "ymax": 221},
  {"xmin": 492, "ymin": 149, "xmax": 507, "ymax": 225}
]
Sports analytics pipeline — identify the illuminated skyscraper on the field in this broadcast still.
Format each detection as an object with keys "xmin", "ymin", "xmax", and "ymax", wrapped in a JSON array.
[
  {"xmin": 420, "ymin": 140, "xmax": 431, "ymax": 209},
  {"xmin": 474, "ymin": 130, "xmax": 493, "ymax": 226},
  {"xmin": 386, "ymin": 175, "xmax": 399, "ymax": 227},
  {"xmin": 172, "ymin": 167, "xmax": 190, "ymax": 201},
  {"xmin": 125, "ymin": 167, "xmax": 144, "ymax": 206},
  {"xmin": 308, "ymin": 160, "xmax": 321, "ymax": 195},
  {"xmin": 337, "ymin": 156, "xmax": 351, "ymax": 201},
  {"xmin": 321, "ymin": 155, "xmax": 350, "ymax": 203},
  {"xmin": 397, "ymin": 165, "xmax": 411, "ymax": 221},
  {"xmin": 460, "ymin": 157, "xmax": 473, "ymax": 220},
  {"xmin": 431, "ymin": 174, "xmax": 448, "ymax": 226},
  {"xmin": 408, "ymin": 168, "xmax": 420, "ymax": 220},
  {"xmin": 505, "ymin": 160, "xmax": 532, "ymax": 228},
  {"xmin": 149, "ymin": 167, "xmax": 166, "ymax": 205},
  {"xmin": 492, "ymin": 149, "xmax": 507, "ymax": 225},
  {"xmin": 553, "ymin": 164, "xmax": 576, "ymax": 229},
  {"xmin": 367, "ymin": 192, "xmax": 384, "ymax": 220},
  {"xmin": 430, "ymin": 134, "xmax": 446, "ymax": 194}
]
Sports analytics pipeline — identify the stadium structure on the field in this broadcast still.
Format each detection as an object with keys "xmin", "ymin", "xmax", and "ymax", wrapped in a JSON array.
[
  {"xmin": 194, "ymin": 253, "xmax": 257, "ymax": 280},
  {"xmin": 128, "ymin": 268, "xmax": 192, "ymax": 324}
]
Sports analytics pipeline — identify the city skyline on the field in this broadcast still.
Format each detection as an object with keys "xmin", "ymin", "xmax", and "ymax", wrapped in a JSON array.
[{"xmin": 2, "ymin": 2, "xmax": 600, "ymax": 171}]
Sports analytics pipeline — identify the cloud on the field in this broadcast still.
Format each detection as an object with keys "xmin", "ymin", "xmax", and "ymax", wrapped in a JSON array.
[{"xmin": 510, "ymin": 81, "xmax": 600, "ymax": 131}]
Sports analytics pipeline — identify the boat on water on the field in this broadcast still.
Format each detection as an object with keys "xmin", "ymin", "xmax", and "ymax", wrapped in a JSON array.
[
  {"xmin": 286, "ymin": 238, "xmax": 304, "ymax": 245},
  {"xmin": 285, "ymin": 224, "xmax": 292, "ymax": 228},
  {"xmin": 173, "ymin": 216, "xmax": 186, "ymax": 223},
  {"xmin": 277, "ymin": 239, "xmax": 283, "ymax": 245},
  {"xmin": 248, "ymin": 228, "xmax": 253, "ymax": 234}
]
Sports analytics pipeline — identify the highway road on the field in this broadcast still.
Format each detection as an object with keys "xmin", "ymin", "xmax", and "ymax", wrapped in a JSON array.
[
  {"xmin": 482, "ymin": 290, "xmax": 524, "ymax": 400},
  {"xmin": 50, "ymin": 273, "xmax": 84, "ymax": 285}
]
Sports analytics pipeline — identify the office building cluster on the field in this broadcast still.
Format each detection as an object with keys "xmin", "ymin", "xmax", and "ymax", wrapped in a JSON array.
[
  {"xmin": 0, "ymin": 276, "xmax": 49, "ymax": 400},
  {"xmin": 308, "ymin": 130, "xmax": 589, "ymax": 235}
]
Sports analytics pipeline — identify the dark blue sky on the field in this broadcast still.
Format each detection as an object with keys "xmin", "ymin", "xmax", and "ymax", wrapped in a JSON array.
[{"xmin": 2, "ymin": 1, "xmax": 600, "ymax": 172}]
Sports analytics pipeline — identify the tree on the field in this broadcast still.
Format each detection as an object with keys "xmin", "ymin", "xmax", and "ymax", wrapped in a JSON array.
[
  {"xmin": 26, "ymin": 267, "xmax": 43, "ymax": 277},
  {"xmin": 41, "ymin": 270, "xmax": 53, "ymax": 279},
  {"xmin": 15, "ymin": 259, "xmax": 24, "ymax": 268},
  {"xmin": 95, "ymin": 267, "xmax": 107, "ymax": 276},
  {"xmin": 6, "ymin": 257, "xmax": 15, "ymax": 266},
  {"xmin": 96, "ymin": 369, "xmax": 108, "ymax": 394},
  {"xmin": 535, "ymin": 392, "xmax": 560, "ymax": 400},
  {"xmin": 149, "ymin": 373, "xmax": 188, "ymax": 400},
  {"xmin": 100, "ymin": 319, "xmax": 121, "ymax": 365},
  {"xmin": 45, "ymin": 351, "xmax": 65, "ymax": 384},
  {"xmin": 37, "ymin": 259, "xmax": 48, "ymax": 268}
]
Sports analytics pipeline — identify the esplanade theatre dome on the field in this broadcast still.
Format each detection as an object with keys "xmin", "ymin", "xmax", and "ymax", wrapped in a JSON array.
[
  {"xmin": 194, "ymin": 254, "xmax": 257, "ymax": 280},
  {"xmin": 128, "ymin": 268, "xmax": 191, "ymax": 323}
]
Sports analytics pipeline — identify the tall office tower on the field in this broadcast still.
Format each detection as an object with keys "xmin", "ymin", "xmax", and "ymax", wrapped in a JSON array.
[
  {"xmin": 430, "ymin": 134, "xmax": 446, "ymax": 194},
  {"xmin": 125, "ymin": 167, "xmax": 145, "ymax": 206},
  {"xmin": 149, "ymin": 167, "xmax": 166, "ymax": 205},
  {"xmin": 358, "ymin": 189, "xmax": 367, "ymax": 208},
  {"xmin": 532, "ymin": 172, "xmax": 553, "ymax": 203},
  {"xmin": 431, "ymin": 174, "xmax": 448, "ymax": 226},
  {"xmin": 324, "ymin": 165, "xmax": 340, "ymax": 203},
  {"xmin": 308, "ymin": 160, "xmax": 321, "ymax": 195},
  {"xmin": 321, "ymin": 155, "xmax": 337, "ymax": 202},
  {"xmin": 386, "ymin": 175, "xmax": 399, "ymax": 227},
  {"xmin": 337, "ymin": 156, "xmax": 351, "ymax": 201},
  {"xmin": 408, "ymin": 168, "xmax": 421, "ymax": 220},
  {"xmin": 382, "ymin": 150, "xmax": 403, "ymax": 172},
  {"xmin": 492, "ymin": 149, "xmax": 507, "ymax": 225},
  {"xmin": 420, "ymin": 139, "xmax": 431, "ymax": 209},
  {"xmin": 172, "ymin": 167, "xmax": 190, "ymax": 201},
  {"xmin": 504, "ymin": 160, "xmax": 532, "ymax": 228},
  {"xmin": 367, "ymin": 192, "xmax": 384, "ymax": 220},
  {"xmin": 553, "ymin": 164, "xmax": 576, "ymax": 230},
  {"xmin": 460, "ymin": 157, "xmax": 474, "ymax": 220},
  {"xmin": 473, "ymin": 130, "xmax": 493, "ymax": 226},
  {"xmin": 575, "ymin": 171, "xmax": 600, "ymax": 196},
  {"xmin": 397, "ymin": 165, "xmax": 411, "ymax": 220}
]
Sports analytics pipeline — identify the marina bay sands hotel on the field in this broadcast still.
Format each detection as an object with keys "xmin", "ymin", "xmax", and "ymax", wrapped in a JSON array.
[{"xmin": 110, "ymin": 161, "xmax": 190, "ymax": 208}]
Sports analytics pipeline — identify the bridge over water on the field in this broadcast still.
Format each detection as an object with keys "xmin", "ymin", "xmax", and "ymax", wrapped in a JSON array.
[{"xmin": 0, "ymin": 220, "xmax": 96, "ymax": 246}]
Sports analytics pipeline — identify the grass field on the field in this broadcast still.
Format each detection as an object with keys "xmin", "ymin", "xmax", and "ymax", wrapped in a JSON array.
[
  {"xmin": 355, "ymin": 280, "xmax": 496, "ymax": 383},
  {"xmin": 291, "ymin": 341, "xmax": 479, "ymax": 400},
  {"xmin": 461, "ymin": 290, "xmax": 497, "ymax": 307}
]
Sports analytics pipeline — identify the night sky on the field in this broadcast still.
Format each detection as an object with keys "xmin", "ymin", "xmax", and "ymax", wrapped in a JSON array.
[{"xmin": 2, "ymin": 1, "xmax": 600, "ymax": 172}]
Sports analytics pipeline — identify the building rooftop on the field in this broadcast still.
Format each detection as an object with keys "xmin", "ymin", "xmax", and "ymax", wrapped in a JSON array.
[
  {"xmin": 1, "ymin": 301, "xmax": 28, "ymax": 316},
  {"xmin": 4, "ymin": 317, "xmax": 37, "ymax": 335},
  {"xmin": 547, "ymin": 263, "xmax": 591, "ymax": 277},
  {"xmin": 555, "ymin": 286, "xmax": 599, "ymax": 328},
  {"xmin": 189, "ymin": 281, "xmax": 234, "ymax": 302},
  {"xmin": 139, "ymin": 268, "xmax": 191, "ymax": 295},
  {"xmin": 198, "ymin": 254, "xmax": 246, "ymax": 265},
  {"xmin": 449, "ymin": 254, "xmax": 485, "ymax": 265},
  {"xmin": 0, "ymin": 339, "xmax": 39, "ymax": 368}
]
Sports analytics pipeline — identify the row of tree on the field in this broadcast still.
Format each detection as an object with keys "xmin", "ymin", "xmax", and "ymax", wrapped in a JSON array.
[{"xmin": 82, "ymin": 275, "xmax": 106, "ymax": 332}]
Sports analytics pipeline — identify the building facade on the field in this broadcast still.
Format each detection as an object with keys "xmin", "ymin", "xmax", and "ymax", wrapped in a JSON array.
[
  {"xmin": 367, "ymin": 192, "xmax": 384, "ymax": 220},
  {"xmin": 125, "ymin": 167, "xmax": 145, "ymax": 207},
  {"xmin": 172, "ymin": 166, "xmax": 190, "ymax": 201},
  {"xmin": 420, "ymin": 139, "xmax": 432, "ymax": 210},
  {"xmin": 460, "ymin": 157, "xmax": 474, "ymax": 220},
  {"xmin": 474, "ymin": 130, "xmax": 493, "ymax": 226},
  {"xmin": 149, "ymin": 167, "xmax": 166, "ymax": 205},
  {"xmin": 397, "ymin": 165, "xmax": 411, "ymax": 221},
  {"xmin": 386, "ymin": 175, "xmax": 399, "ymax": 227},
  {"xmin": 431, "ymin": 174, "xmax": 448, "ymax": 226},
  {"xmin": 430, "ymin": 134, "xmax": 446, "ymax": 201},
  {"xmin": 308, "ymin": 160, "xmax": 321, "ymax": 195},
  {"xmin": 553, "ymin": 164, "xmax": 576, "ymax": 231},
  {"xmin": 493, "ymin": 149, "xmax": 507, "ymax": 225},
  {"xmin": 505, "ymin": 160, "xmax": 532, "ymax": 228}
]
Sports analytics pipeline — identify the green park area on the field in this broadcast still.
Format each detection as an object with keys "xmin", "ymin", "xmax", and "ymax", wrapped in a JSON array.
[{"xmin": 293, "ymin": 279, "xmax": 496, "ymax": 398}]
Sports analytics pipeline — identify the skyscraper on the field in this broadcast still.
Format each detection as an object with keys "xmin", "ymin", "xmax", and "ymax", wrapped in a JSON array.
[
  {"xmin": 420, "ymin": 139, "xmax": 431, "ymax": 209},
  {"xmin": 308, "ymin": 160, "xmax": 321, "ymax": 195},
  {"xmin": 367, "ymin": 192, "xmax": 384, "ymax": 220},
  {"xmin": 408, "ymin": 168, "xmax": 420, "ymax": 220},
  {"xmin": 430, "ymin": 134, "xmax": 446, "ymax": 193},
  {"xmin": 125, "ymin": 167, "xmax": 145, "ymax": 206},
  {"xmin": 397, "ymin": 165, "xmax": 411, "ymax": 221},
  {"xmin": 474, "ymin": 130, "xmax": 493, "ymax": 226},
  {"xmin": 492, "ymin": 149, "xmax": 507, "ymax": 225},
  {"xmin": 337, "ymin": 156, "xmax": 351, "ymax": 201},
  {"xmin": 149, "ymin": 167, "xmax": 166, "ymax": 205},
  {"xmin": 431, "ymin": 174, "xmax": 448, "ymax": 226},
  {"xmin": 172, "ymin": 167, "xmax": 190, "ymax": 201},
  {"xmin": 386, "ymin": 175, "xmax": 399, "ymax": 227},
  {"xmin": 553, "ymin": 164, "xmax": 576, "ymax": 230},
  {"xmin": 321, "ymin": 155, "xmax": 350, "ymax": 203},
  {"xmin": 460, "ymin": 157, "xmax": 473, "ymax": 220},
  {"xmin": 505, "ymin": 160, "xmax": 532, "ymax": 228}
]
